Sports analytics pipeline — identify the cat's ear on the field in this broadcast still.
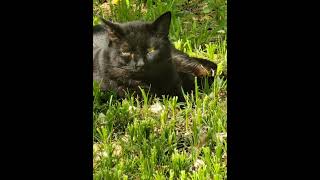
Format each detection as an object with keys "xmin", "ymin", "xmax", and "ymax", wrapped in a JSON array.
[
  {"xmin": 99, "ymin": 17, "xmax": 124, "ymax": 39},
  {"xmin": 152, "ymin": 11, "xmax": 171, "ymax": 37}
]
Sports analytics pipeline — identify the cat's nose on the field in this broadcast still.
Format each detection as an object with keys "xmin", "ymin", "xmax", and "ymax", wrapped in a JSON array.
[{"xmin": 136, "ymin": 58, "xmax": 145, "ymax": 67}]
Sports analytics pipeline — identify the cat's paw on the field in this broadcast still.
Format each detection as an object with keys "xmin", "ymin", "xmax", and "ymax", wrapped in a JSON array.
[
  {"xmin": 194, "ymin": 65, "xmax": 214, "ymax": 77},
  {"xmin": 128, "ymin": 79, "xmax": 143, "ymax": 87}
]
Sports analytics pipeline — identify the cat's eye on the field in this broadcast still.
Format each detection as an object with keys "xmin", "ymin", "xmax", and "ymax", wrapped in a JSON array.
[{"xmin": 147, "ymin": 47, "xmax": 155, "ymax": 53}]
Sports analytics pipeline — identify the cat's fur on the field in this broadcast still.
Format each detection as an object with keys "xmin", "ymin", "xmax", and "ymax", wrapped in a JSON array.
[{"xmin": 93, "ymin": 11, "xmax": 219, "ymax": 100}]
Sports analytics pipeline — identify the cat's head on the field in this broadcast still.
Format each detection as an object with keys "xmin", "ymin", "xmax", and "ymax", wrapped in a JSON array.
[{"xmin": 99, "ymin": 11, "xmax": 172, "ymax": 73}]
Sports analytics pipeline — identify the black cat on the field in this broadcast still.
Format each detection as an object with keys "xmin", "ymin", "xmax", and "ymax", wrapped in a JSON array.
[{"xmin": 93, "ymin": 11, "xmax": 220, "ymax": 100}]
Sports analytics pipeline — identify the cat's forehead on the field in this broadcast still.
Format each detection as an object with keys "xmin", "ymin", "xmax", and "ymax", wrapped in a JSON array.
[
  {"xmin": 119, "ymin": 21, "xmax": 157, "ymax": 47},
  {"xmin": 120, "ymin": 21, "xmax": 153, "ymax": 36}
]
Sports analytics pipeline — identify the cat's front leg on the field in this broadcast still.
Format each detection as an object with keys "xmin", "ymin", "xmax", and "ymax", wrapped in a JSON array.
[
  {"xmin": 114, "ymin": 79, "xmax": 152, "ymax": 98},
  {"xmin": 126, "ymin": 79, "xmax": 153, "ymax": 96}
]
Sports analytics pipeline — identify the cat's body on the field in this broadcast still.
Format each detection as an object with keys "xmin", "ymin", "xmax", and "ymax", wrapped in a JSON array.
[{"xmin": 93, "ymin": 12, "xmax": 219, "ymax": 100}]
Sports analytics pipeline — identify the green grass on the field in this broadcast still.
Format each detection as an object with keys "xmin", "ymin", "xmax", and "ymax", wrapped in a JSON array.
[{"xmin": 93, "ymin": 0, "xmax": 227, "ymax": 179}]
